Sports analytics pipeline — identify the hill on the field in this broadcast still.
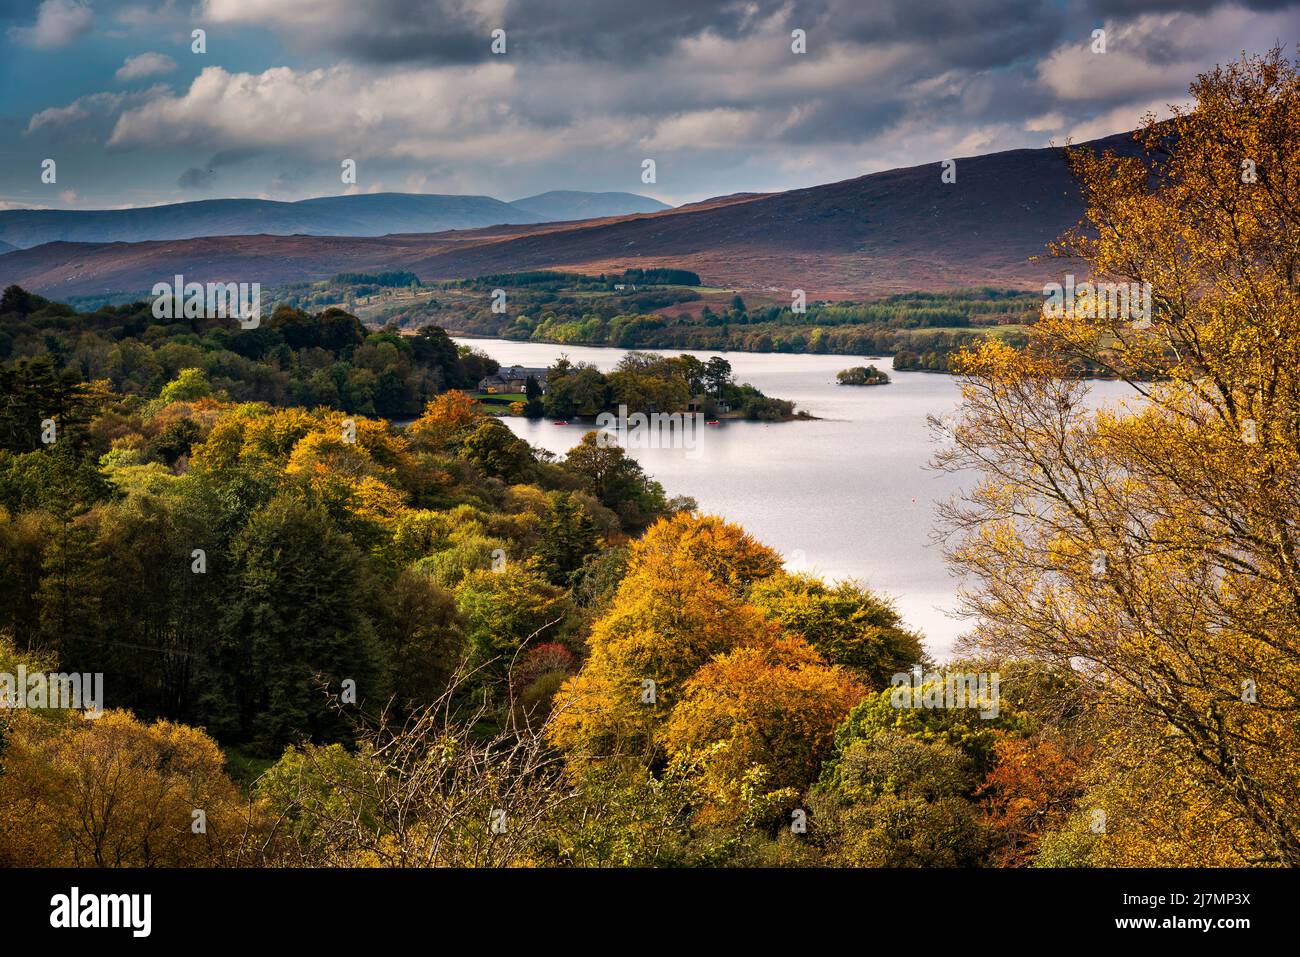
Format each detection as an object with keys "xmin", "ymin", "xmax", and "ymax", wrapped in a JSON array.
[
  {"xmin": 510, "ymin": 190, "xmax": 671, "ymax": 221},
  {"xmin": 0, "ymin": 191, "xmax": 671, "ymax": 250},
  {"xmin": 0, "ymin": 132, "xmax": 1145, "ymax": 299},
  {"xmin": 0, "ymin": 193, "xmax": 542, "ymax": 249}
]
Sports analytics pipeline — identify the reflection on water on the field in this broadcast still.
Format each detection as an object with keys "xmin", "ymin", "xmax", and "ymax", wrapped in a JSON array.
[{"xmin": 455, "ymin": 338, "xmax": 1133, "ymax": 659}]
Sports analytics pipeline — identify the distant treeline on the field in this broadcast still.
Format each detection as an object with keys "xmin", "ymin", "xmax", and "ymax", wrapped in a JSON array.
[
  {"xmin": 0, "ymin": 285, "xmax": 496, "ymax": 419},
  {"xmin": 332, "ymin": 271, "xmax": 421, "ymax": 288},
  {"xmin": 414, "ymin": 282, "xmax": 1038, "ymax": 371},
  {"xmin": 460, "ymin": 267, "xmax": 702, "ymax": 290},
  {"xmin": 781, "ymin": 289, "xmax": 1039, "ymax": 329},
  {"xmin": 503, "ymin": 314, "xmax": 1027, "ymax": 371}
]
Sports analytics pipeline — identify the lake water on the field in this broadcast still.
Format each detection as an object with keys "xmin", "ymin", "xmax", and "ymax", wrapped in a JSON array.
[{"xmin": 456, "ymin": 337, "xmax": 1132, "ymax": 659}]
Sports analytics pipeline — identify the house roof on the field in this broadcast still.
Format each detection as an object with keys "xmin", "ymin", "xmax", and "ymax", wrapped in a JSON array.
[
  {"xmin": 486, "ymin": 366, "xmax": 549, "ymax": 380},
  {"xmin": 479, "ymin": 366, "xmax": 549, "ymax": 387}
]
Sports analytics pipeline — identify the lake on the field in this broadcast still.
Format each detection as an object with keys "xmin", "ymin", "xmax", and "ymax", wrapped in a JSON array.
[{"xmin": 455, "ymin": 337, "xmax": 1133, "ymax": 659}]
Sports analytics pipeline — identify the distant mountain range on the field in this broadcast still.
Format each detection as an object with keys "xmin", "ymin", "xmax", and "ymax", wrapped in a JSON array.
[
  {"xmin": 509, "ymin": 191, "xmax": 670, "ymax": 221},
  {"xmin": 0, "ymin": 132, "xmax": 1145, "ymax": 300},
  {"xmin": 0, "ymin": 190, "xmax": 670, "ymax": 249},
  {"xmin": 0, "ymin": 240, "xmax": 13, "ymax": 254}
]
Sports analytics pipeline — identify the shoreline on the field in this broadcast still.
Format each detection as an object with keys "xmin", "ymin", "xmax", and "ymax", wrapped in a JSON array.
[
  {"xmin": 481, "ymin": 407, "xmax": 820, "ymax": 425},
  {"xmin": 449, "ymin": 331, "xmax": 1148, "ymax": 382}
]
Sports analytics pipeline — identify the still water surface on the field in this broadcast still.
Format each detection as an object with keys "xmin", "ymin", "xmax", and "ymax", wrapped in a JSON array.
[{"xmin": 456, "ymin": 338, "xmax": 1133, "ymax": 658}]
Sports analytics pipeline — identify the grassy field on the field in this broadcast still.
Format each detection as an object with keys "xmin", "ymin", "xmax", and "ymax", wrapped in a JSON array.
[{"xmin": 470, "ymin": 391, "xmax": 526, "ymax": 410}]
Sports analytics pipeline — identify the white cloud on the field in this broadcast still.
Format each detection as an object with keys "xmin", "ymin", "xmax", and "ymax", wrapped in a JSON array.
[
  {"xmin": 106, "ymin": 63, "xmax": 610, "ymax": 162},
  {"xmin": 643, "ymin": 108, "xmax": 792, "ymax": 151},
  {"xmin": 26, "ymin": 88, "xmax": 167, "ymax": 136},
  {"xmin": 1064, "ymin": 98, "xmax": 1186, "ymax": 143},
  {"xmin": 1037, "ymin": 5, "xmax": 1300, "ymax": 105},
  {"xmin": 116, "ymin": 52, "xmax": 177, "ymax": 81},
  {"xmin": 1038, "ymin": 31, "xmax": 1186, "ymax": 102},
  {"xmin": 202, "ymin": 0, "xmax": 363, "ymax": 27},
  {"xmin": 26, "ymin": 101, "xmax": 92, "ymax": 133},
  {"xmin": 201, "ymin": 0, "xmax": 505, "ymax": 34},
  {"xmin": 9, "ymin": 0, "xmax": 94, "ymax": 50},
  {"xmin": 1024, "ymin": 112, "xmax": 1066, "ymax": 133}
]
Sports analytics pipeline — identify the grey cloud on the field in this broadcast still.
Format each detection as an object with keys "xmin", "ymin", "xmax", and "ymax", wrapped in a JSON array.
[
  {"xmin": 172, "ymin": 148, "xmax": 261, "ymax": 190},
  {"xmin": 301, "ymin": 0, "xmax": 781, "ymax": 65},
  {"xmin": 1087, "ymin": 0, "xmax": 1298, "ymax": 13},
  {"xmin": 209, "ymin": 147, "xmax": 262, "ymax": 168},
  {"xmin": 295, "ymin": 0, "xmax": 1299, "ymax": 71},
  {"xmin": 217, "ymin": 0, "xmax": 1082, "ymax": 67},
  {"xmin": 177, "ymin": 165, "xmax": 215, "ymax": 188}
]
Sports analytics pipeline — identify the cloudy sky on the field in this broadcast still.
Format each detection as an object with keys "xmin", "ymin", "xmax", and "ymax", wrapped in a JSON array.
[{"xmin": 1, "ymin": 0, "xmax": 1296, "ymax": 210}]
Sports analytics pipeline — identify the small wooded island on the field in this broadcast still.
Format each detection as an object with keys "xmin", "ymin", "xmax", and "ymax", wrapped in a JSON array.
[
  {"xmin": 474, "ymin": 351, "xmax": 814, "ymax": 421},
  {"xmin": 836, "ymin": 365, "xmax": 891, "ymax": 386}
]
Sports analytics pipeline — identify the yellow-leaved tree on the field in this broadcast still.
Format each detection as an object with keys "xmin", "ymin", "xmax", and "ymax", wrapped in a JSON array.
[
  {"xmin": 938, "ymin": 47, "xmax": 1300, "ymax": 864},
  {"xmin": 0, "ymin": 708, "xmax": 260, "ymax": 866}
]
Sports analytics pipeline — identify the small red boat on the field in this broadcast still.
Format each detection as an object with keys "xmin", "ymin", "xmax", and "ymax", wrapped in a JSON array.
[
  {"xmin": 552, "ymin": 420, "xmax": 568, "ymax": 426},
  {"xmin": 705, "ymin": 419, "xmax": 720, "ymax": 426}
]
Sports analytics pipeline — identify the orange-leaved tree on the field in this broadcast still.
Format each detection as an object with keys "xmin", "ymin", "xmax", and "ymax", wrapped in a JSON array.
[{"xmin": 549, "ymin": 513, "xmax": 864, "ymax": 827}]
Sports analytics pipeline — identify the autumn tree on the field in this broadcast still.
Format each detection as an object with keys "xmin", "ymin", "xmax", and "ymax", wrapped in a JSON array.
[
  {"xmin": 406, "ymin": 390, "xmax": 481, "ymax": 451},
  {"xmin": 548, "ymin": 513, "xmax": 783, "ymax": 765},
  {"xmin": 1032, "ymin": 708, "xmax": 1268, "ymax": 866},
  {"xmin": 977, "ymin": 733, "xmax": 1092, "ymax": 867},
  {"xmin": 662, "ymin": 634, "xmax": 865, "ymax": 827},
  {"xmin": 937, "ymin": 48, "xmax": 1300, "ymax": 863},
  {"xmin": 549, "ymin": 513, "xmax": 868, "ymax": 836},
  {"xmin": 0, "ymin": 708, "xmax": 260, "ymax": 867}
]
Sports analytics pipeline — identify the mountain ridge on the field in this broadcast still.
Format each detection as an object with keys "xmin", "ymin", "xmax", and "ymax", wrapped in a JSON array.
[
  {"xmin": 0, "ymin": 131, "xmax": 1146, "ymax": 299},
  {"xmin": 0, "ymin": 190, "xmax": 671, "ymax": 249}
]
